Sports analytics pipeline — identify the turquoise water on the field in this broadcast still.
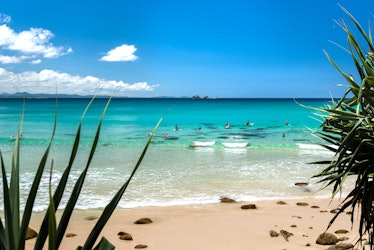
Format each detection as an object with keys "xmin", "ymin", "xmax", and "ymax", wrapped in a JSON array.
[{"xmin": 0, "ymin": 98, "xmax": 343, "ymax": 211}]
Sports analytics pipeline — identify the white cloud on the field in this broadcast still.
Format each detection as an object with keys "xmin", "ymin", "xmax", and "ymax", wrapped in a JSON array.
[
  {"xmin": 0, "ymin": 55, "xmax": 29, "ymax": 64},
  {"xmin": 31, "ymin": 59, "xmax": 42, "ymax": 64},
  {"xmin": 0, "ymin": 68, "xmax": 159, "ymax": 95},
  {"xmin": 0, "ymin": 23, "xmax": 71, "ymax": 64},
  {"xmin": 100, "ymin": 44, "xmax": 138, "ymax": 62}
]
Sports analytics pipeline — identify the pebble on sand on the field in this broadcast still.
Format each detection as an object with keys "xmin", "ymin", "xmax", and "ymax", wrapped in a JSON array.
[
  {"xmin": 135, "ymin": 244, "xmax": 148, "ymax": 249},
  {"xmin": 240, "ymin": 204, "xmax": 257, "ymax": 210},
  {"xmin": 26, "ymin": 227, "xmax": 38, "ymax": 240},
  {"xmin": 134, "ymin": 218, "xmax": 153, "ymax": 224},
  {"xmin": 219, "ymin": 196, "xmax": 236, "ymax": 203},
  {"xmin": 118, "ymin": 232, "xmax": 133, "ymax": 241}
]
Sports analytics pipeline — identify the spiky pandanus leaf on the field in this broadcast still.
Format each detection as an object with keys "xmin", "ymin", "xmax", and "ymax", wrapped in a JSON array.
[
  {"xmin": 34, "ymin": 95, "xmax": 107, "ymax": 249},
  {"xmin": 17, "ymin": 98, "xmax": 58, "ymax": 250},
  {"xmin": 310, "ymin": 5, "xmax": 374, "ymax": 248},
  {"xmin": 0, "ymin": 93, "xmax": 163, "ymax": 249},
  {"xmin": 79, "ymin": 114, "xmax": 164, "ymax": 250}
]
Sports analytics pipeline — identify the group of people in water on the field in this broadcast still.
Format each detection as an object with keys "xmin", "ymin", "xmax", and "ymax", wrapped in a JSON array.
[
  {"xmin": 173, "ymin": 120, "xmax": 255, "ymax": 132},
  {"xmin": 163, "ymin": 119, "xmax": 290, "ymax": 138}
]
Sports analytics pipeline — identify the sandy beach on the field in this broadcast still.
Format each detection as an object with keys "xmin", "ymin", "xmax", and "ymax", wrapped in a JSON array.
[{"xmin": 25, "ymin": 197, "xmax": 367, "ymax": 250}]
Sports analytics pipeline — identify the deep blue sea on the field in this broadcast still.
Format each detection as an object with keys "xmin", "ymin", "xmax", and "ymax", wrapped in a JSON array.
[{"xmin": 0, "ymin": 98, "xmax": 347, "ymax": 211}]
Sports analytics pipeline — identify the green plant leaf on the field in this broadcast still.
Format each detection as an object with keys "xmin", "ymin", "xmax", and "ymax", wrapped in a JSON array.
[
  {"xmin": 34, "ymin": 95, "xmax": 97, "ymax": 249},
  {"xmin": 8, "ymin": 101, "xmax": 25, "ymax": 250},
  {"xmin": 0, "ymin": 151, "xmax": 12, "ymax": 250},
  {"xmin": 48, "ymin": 159, "xmax": 56, "ymax": 250},
  {"xmin": 310, "ymin": 6, "xmax": 374, "ymax": 247},
  {"xmin": 80, "ymin": 115, "xmax": 164, "ymax": 250},
  {"xmin": 17, "ymin": 98, "xmax": 58, "ymax": 250},
  {"xmin": 54, "ymin": 96, "xmax": 113, "ymax": 249},
  {"xmin": 92, "ymin": 237, "xmax": 115, "ymax": 250}
]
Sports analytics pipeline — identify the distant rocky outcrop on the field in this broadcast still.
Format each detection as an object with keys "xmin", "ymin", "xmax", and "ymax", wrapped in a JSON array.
[{"xmin": 192, "ymin": 95, "xmax": 210, "ymax": 99}]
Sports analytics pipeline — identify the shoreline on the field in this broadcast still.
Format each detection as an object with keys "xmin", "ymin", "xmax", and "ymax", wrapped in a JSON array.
[{"xmin": 25, "ymin": 197, "xmax": 367, "ymax": 250}]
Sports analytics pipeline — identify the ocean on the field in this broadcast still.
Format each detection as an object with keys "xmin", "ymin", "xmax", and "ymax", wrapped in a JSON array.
[{"xmin": 0, "ymin": 98, "xmax": 346, "ymax": 211}]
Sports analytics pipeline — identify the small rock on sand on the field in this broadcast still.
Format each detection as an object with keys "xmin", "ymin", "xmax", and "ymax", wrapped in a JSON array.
[
  {"xmin": 295, "ymin": 182, "xmax": 308, "ymax": 186},
  {"xmin": 65, "ymin": 233, "xmax": 77, "ymax": 238},
  {"xmin": 330, "ymin": 209, "xmax": 340, "ymax": 213},
  {"xmin": 335, "ymin": 229, "xmax": 349, "ymax": 234},
  {"xmin": 316, "ymin": 232, "xmax": 338, "ymax": 245},
  {"xmin": 241, "ymin": 204, "xmax": 257, "ymax": 209},
  {"xmin": 220, "ymin": 197, "xmax": 236, "ymax": 203},
  {"xmin": 119, "ymin": 232, "xmax": 133, "ymax": 241},
  {"xmin": 269, "ymin": 230, "xmax": 279, "ymax": 237},
  {"xmin": 325, "ymin": 242, "xmax": 354, "ymax": 249},
  {"xmin": 26, "ymin": 227, "xmax": 38, "ymax": 240},
  {"xmin": 296, "ymin": 202, "xmax": 309, "ymax": 206},
  {"xmin": 292, "ymin": 215, "xmax": 302, "ymax": 219},
  {"xmin": 280, "ymin": 230, "xmax": 293, "ymax": 241},
  {"xmin": 134, "ymin": 218, "xmax": 153, "ymax": 224},
  {"xmin": 135, "ymin": 244, "xmax": 148, "ymax": 249}
]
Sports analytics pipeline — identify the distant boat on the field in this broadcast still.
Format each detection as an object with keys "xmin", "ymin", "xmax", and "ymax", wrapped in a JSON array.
[
  {"xmin": 222, "ymin": 142, "xmax": 248, "ymax": 148},
  {"xmin": 191, "ymin": 141, "xmax": 216, "ymax": 147}
]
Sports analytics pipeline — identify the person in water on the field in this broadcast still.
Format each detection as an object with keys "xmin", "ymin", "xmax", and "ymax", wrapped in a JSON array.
[
  {"xmin": 225, "ymin": 122, "xmax": 230, "ymax": 129},
  {"xmin": 175, "ymin": 125, "xmax": 180, "ymax": 130}
]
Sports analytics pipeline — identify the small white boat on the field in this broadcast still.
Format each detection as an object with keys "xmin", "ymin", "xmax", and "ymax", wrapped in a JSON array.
[
  {"xmin": 191, "ymin": 141, "xmax": 216, "ymax": 147},
  {"xmin": 222, "ymin": 142, "xmax": 248, "ymax": 148}
]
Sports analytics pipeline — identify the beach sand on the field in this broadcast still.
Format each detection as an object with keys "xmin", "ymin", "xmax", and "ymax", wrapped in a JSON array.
[{"xmin": 25, "ymin": 198, "xmax": 367, "ymax": 250}]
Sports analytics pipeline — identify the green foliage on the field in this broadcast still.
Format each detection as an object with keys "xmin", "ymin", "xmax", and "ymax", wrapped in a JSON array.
[
  {"xmin": 310, "ymin": 5, "xmax": 374, "ymax": 249},
  {"xmin": 0, "ymin": 96, "xmax": 162, "ymax": 249}
]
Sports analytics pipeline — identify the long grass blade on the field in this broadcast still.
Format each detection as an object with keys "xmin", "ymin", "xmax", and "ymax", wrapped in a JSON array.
[
  {"xmin": 0, "ymin": 217, "xmax": 6, "ymax": 250},
  {"xmin": 80, "ymin": 115, "xmax": 164, "ymax": 250},
  {"xmin": 18, "ymin": 98, "xmax": 58, "ymax": 250},
  {"xmin": 48, "ymin": 159, "xmax": 56, "ymax": 250},
  {"xmin": 54, "ymin": 97, "xmax": 112, "ymax": 248},
  {"xmin": 0, "ymin": 152, "xmax": 12, "ymax": 250},
  {"xmin": 9, "ymin": 101, "xmax": 25, "ymax": 250},
  {"xmin": 34, "ymin": 95, "xmax": 97, "ymax": 249},
  {"xmin": 91, "ymin": 237, "xmax": 115, "ymax": 250}
]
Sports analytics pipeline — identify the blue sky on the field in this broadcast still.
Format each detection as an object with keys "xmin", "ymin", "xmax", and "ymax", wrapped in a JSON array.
[{"xmin": 0, "ymin": 0, "xmax": 373, "ymax": 98}]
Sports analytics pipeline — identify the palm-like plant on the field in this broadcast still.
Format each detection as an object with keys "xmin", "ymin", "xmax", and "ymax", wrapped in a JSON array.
[{"xmin": 310, "ymin": 5, "xmax": 374, "ymax": 249}]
